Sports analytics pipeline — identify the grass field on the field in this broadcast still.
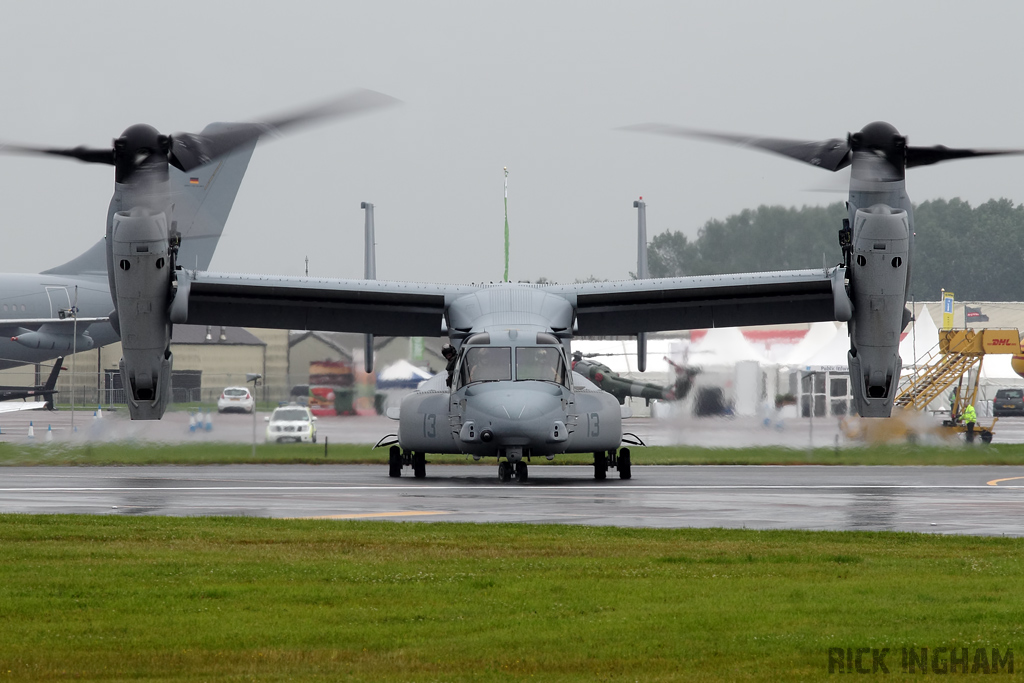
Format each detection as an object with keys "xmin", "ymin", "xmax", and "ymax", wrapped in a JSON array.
[
  {"xmin": 0, "ymin": 516, "xmax": 1020, "ymax": 681},
  {"xmin": 4, "ymin": 440, "xmax": 1024, "ymax": 467}
]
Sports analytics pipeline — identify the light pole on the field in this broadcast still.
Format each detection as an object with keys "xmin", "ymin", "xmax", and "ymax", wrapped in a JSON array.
[
  {"xmin": 247, "ymin": 373, "xmax": 262, "ymax": 459},
  {"xmin": 59, "ymin": 287, "xmax": 80, "ymax": 436}
]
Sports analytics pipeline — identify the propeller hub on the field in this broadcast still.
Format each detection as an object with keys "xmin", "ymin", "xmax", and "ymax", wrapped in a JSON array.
[
  {"xmin": 851, "ymin": 121, "xmax": 905, "ymax": 155},
  {"xmin": 114, "ymin": 124, "xmax": 170, "ymax": 183},
  {"xmin": 849, "ymin": 121, "xmax": 906, "ymax": 181}
]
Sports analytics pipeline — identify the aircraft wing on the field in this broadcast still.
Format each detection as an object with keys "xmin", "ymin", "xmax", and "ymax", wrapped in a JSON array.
[
  {"xmin": 545, "ymin": 267, "xmax": 850, "ymax": 335},
  {"xmin": 181, "ymin": 273, "xmax": 480, "ymax": 337},
  {"xmin": 0, "ymin": 317, "xmax": 109, "ymax": 328},
  {"xmin": 0, "ymin": 401, "xmax": 50, "ymax": 414}
]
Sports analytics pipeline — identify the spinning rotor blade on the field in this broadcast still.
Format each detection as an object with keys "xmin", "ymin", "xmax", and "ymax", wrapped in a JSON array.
[
  {"xmin": 0, "ymin": 88, "xmax": 399, "ymax": 173},
  {"xmin": 906, "ymin": 145, "xmax": 1024, "ymax": 168},
  {"xmin": 0, "ymin": 142, "xmax": 114, "ymax": 165},
  {"xmin": 622, "ymin": 123, "xmax": 852, "ymax": 172},
  {"xmin": 168, "ymin": 88, "xmax": 399, "ymax": 172}
]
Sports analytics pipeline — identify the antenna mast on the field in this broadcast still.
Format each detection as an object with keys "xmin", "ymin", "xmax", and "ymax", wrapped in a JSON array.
[
  {"xmin": 634, "ymin": 198, "xmax": 649, "ymax": 372},
  {"xmin": 503, "ymin": 167, "xmax": 510, "ymax": 282}
]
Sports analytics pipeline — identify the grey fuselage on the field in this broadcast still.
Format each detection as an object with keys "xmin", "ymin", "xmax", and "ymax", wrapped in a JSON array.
[
  {"xmin": 396, "ymin": 286, "xmax": 623, "ymax": 460},
  {"xmin": 0, "ymin": 272, "xmax": 116, "ymax": 370}
]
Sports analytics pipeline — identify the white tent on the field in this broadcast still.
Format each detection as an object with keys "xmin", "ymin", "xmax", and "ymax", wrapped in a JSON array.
[
  {"xmin": 784, "ymin": 323, "xmax": 854, "ymax": 417},
  {"xmin": 796, "ymin": 323, "xmax": 850, "ymax": 371},
  {"xmin": 377, "ymin": 360, "xmax": 433, "ymax": 389},
  {"xmin": 899, "ymin": 304, "xmax": 941, "ymax": 367},
  {"xmin": 687, "ymin": 327, "xmax": 770, "ymax": 368},
  {"xmin": 980, "ymin": 354, "xmax": 1024, "ymax": 382},
  {"xmin": 779, "ymin": 321, "xmax": 837, "ymax": 366}
]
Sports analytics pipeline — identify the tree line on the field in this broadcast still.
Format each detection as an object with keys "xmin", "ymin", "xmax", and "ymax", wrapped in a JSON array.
[{"xmin": 647, "ymin": 198, "xmax": 1024, "ymax": 301}]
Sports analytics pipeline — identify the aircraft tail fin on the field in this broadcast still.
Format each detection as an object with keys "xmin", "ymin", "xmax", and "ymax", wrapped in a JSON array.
[
  {"xmin": 42, "ymin": 356, "xmax": 64, "ymax": 394},
  {"xmin": 41, "ymin": 122, "xmax": 258, "ymax": 277}
]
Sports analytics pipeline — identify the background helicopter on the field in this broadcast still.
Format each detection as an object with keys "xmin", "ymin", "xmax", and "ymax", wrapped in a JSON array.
[
  {"xmin": 0, "ymin": 356, "xmax": 63, "ymax": 412},
  {"xmin": 569, "ymin": 350, "xmax": 699, "ymax": 406}
]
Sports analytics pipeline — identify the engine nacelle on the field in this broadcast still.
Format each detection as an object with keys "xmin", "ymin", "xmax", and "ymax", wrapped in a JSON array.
[
  {"xmin": 11, "ymin": 330, "xmax": 94, "ymax": 352},
  {"xmin": 847, "ymin": 205, "xmax": 910, "ymax": 418},
  {"xmin": 565, "ymin": 389, "xmax": 623, "ymax": 453},
  {"xmin": 397, "ymin": 390, "xmax": 458, "ymax": 453},
  {"xmin": 110, "ymin": 208, "xmax": 173, "ymax": 420}
]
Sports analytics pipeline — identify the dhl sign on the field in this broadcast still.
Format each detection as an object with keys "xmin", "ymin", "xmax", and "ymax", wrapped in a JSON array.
[
  {"xmin": 983, "ymin": 329, "xmax": 1022, "ymax": 354},
  {"xmin": 940, "ymin": 329, "xmax": 1023, "ymax": 354}
]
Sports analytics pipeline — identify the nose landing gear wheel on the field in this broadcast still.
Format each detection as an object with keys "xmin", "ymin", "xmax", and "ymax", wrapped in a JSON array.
[
  {"xmin": 498, "ymin": 461, "xmax": 513, "ymax": 482},
  {"xmin": 593, "ymin": 452, "xmax": 607, "ymax": 480},
  {"xmin": 412, "ymin": 452, "xmax": 426, "ymax": 478},
  {"xmin": 388, "ymin": 445, "xmax": 402, "ymax": 478},
  {"xmin": 515, "ymin": 461, "xmax": 529, "ymax": 482}
]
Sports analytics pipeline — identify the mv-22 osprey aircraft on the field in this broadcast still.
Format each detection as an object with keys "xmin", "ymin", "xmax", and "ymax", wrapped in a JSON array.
[{"xmin": 9, "ymin": 109, "xmax": 1022, "ymax": 481}]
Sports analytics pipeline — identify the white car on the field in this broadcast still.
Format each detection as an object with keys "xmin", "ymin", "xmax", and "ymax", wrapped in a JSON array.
[
  {"xmin": 265, "ymin": 405, "xmax": 318, "ymax": 443},
  {"xmin": 217, "ymin": 387, "xmax": 255, "ymax": 414}
]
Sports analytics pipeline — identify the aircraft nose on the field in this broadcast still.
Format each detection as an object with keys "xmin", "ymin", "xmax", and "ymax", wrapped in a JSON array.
[{"xmin": 470, "ymin": 389, "xmax": 562, "ymax": 422}]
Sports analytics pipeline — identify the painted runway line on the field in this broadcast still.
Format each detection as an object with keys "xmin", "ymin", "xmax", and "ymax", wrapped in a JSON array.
[{"xmin": 3, "ymin": 484, "xmax": 1024, "ymax": 493}]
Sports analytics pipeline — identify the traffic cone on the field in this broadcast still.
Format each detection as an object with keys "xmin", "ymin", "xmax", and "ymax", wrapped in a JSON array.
[
  {"xmin": 96, "ymin": 405, "xmax": 103, "ymax": 419},
  {"xmin": 45, "ymin": 425, "xmax": 53, "ymax": 443},
  {"xmin": 189, "ymin": 413, "xmax": 197, "ymax": 433},
  {"xmin": 205, "ymin": 412, "xmax": 213, "ymax": 432},
  {"xmin": 27, "ymin": 421, "xmax": 34, "ymax": 439}
]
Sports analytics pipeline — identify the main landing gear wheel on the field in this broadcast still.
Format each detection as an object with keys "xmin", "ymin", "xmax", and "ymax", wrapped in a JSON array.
[
  {"xmin": 618, "ymin": 448, "xmax": 632, "ymax": 480},
  {"xmin": 388, "ymin": 446, "xmax": 402, "ymax": 478},
  {"xmin": 593, "ymin": 452, "xmax": 607, "ymax": 480},
  {"xmin": 515, "ymin": 461, "xmax": 529, "ymax": 482},
  {"xmin": 412, "ymin": 452, "xmax": 426, "ymax": 478},
  {"xmin": 498, "ymin": 461, "xmax": 513, "ymax": 483}
]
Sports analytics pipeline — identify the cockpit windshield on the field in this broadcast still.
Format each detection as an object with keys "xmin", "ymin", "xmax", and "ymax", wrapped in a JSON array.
[
  {"xmin": 516, "ymin": 347, "xmax": 567, "ymax": 385},
  {"xmin": 459, "ymin": 347, "xmax": 512, "ymax": 384}
]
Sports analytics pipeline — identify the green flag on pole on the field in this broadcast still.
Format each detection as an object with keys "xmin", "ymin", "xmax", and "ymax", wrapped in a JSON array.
[{"xmin": 503, "ymin": 167, "xmax": 509, "ymax": 282}]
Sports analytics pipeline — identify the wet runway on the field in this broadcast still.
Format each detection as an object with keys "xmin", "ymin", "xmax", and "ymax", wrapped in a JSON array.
[{"xmin": 3, "ymin": 464, "xmax": 1024, "ymax": 535}]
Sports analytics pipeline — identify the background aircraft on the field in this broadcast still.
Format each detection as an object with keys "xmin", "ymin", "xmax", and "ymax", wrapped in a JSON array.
[
  {"xmin": 569, "ymin": 351, "xmax": 697, "ymax": 406},
  {"xmin": 0, "ymin": 356, "xmax": 63, "ymax": 412},
  {"xmin": 626, "ymin": 121, "xmax": 1024, "ymax": 416}
]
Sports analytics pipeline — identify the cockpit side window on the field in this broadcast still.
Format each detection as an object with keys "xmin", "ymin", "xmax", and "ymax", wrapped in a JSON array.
[
  {"xmin": 516, "ymin": 347, "xmax": 567, "ymax": 385},
  {"xmin": 459, "ymin": 347, "xmax": 512, "ymax": 385},
  {"xmin": 464, "ymin": 333, "xmax": 491, "ymax": 345}
]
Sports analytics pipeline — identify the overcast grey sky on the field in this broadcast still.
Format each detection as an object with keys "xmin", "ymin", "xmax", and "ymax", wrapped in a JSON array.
[{"xmin": 1, "ymin": 1, "xmax": 1023, "ymax": 283}]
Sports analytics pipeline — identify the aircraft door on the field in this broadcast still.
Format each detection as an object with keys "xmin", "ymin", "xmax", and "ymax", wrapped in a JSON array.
[{"xmin": 44, "ymin": 287, "xmax": 71, "ymax": 318}]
